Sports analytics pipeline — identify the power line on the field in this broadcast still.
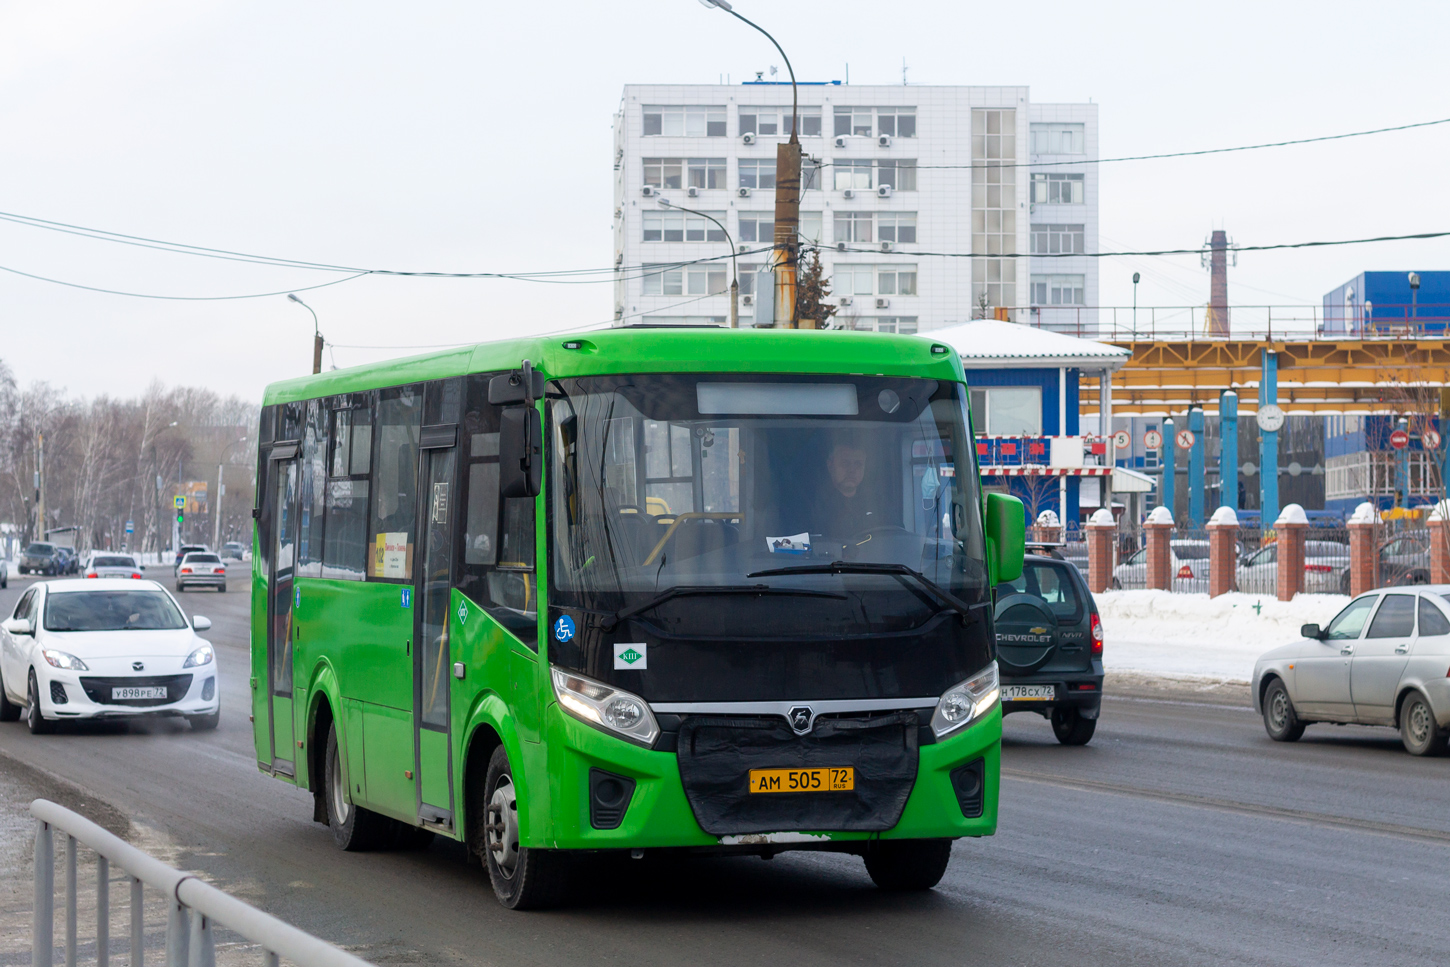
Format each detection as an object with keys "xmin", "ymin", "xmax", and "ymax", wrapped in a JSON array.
[
  {"xmin": 830, "ymin": 229, "xmax": 1450, "ymax": 260},
  {"xmin": 0, "ymin": 264, "xmax": 371, "ymax": 301},
  {"xmin": 808, "ymin": 114, "xmax": 1450, "ymax": 171}
]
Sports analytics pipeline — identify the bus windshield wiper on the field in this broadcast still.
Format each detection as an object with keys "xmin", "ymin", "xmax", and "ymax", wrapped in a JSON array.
[
  {"xmin": 746, "ymin": 561, "xmax": 983, "ymax": 622},
  {"xmin": 603, "ymin": 584, "xmax": 848, "ymax": 631}
]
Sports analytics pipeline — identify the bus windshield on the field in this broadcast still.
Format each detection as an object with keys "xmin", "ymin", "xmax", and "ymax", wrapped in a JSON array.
[{"xmin": 548, "ymin": 373, "xmax": 988, "ymax": 627}]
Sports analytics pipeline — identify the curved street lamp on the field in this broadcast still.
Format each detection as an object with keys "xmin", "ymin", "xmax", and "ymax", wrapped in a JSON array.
[
  {"xmin": 697, "ymin": 0, "xmax": 803, "ymax": 326},
  {"xmin": 660, "ymin": 198, "xmax": 739, "ymax": 328}
]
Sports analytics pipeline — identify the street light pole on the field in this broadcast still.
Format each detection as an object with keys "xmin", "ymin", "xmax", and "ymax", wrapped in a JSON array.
[
  {"xmin": 288, "ymin": 293, "xmax": 323, "ymax": 374},
  {"xmin": 660, "ymin": 199, "xmax": 738, "ymax": 327},
  {"xmin": 698, "ymin": 0, "xmax": 801, "ymax": 327},
  {"xmin": 1409, "ymin": 271, "xmax": 1421, "ymax": 332},
  {"xmin": 1131, "ymin": 272, "xmax": 1140, "ymax": 335}
]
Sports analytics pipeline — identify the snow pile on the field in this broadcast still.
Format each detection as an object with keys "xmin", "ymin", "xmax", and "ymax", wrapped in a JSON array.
[{"xmin": 1095, "ymin": 590, "xmax": 1350, "ymax": 683}]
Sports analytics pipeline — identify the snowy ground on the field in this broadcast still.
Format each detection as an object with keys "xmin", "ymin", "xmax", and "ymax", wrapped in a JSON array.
[{"xmin": 1097, "ymin": 590, "xmax": 1351, "ymax": 683}]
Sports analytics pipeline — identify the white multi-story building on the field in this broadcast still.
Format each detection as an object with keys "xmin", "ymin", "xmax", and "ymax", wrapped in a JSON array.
[{"xmin": 612, "ymin": 83, "xmax": 1098, "ymax": 334}]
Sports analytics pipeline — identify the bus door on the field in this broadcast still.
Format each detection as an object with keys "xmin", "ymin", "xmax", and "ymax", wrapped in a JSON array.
[
  {"xmin": 264, "ymin": 446, "xmax": 301, "ymax": 777},
  {"xmin": 414, "ymin": 421, "xmax": 460, "ymax": 827}
]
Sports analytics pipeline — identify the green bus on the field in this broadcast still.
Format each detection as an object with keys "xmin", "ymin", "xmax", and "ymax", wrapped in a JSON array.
[{"xmin": 251, "ymin": 327, "xmax": 1024, "ymax": 908}]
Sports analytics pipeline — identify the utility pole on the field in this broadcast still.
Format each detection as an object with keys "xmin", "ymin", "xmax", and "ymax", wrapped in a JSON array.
[
  {"xmin": 700, "ymin": 1, "xmax": 800, "ymax": 327},
  {"xmin": 214, "ymin": 463, "xmax": 224, "ymax": 548},
  {"xmin": 36, "ymin": 432, "xmax": 45, "ymax": 543}
]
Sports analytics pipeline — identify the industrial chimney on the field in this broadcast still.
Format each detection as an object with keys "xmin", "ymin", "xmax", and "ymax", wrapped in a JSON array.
[{"xmin": 1204, "ymin": 230, "xmax": 1230, "ymax": 336}]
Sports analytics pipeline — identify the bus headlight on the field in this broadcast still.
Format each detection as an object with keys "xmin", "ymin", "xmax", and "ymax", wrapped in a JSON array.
[
  {"xmin": 551, "ymin": 667, "xmax": 660, "ymax": 748},
  {"xmin": 930, "ymin": 662, "xmax": 999, "ymax": 738}
]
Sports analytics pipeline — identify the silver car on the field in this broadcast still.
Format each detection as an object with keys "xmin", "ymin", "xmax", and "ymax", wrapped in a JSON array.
[
  {"xmin": 83, "ymin": 553, "xmax": 143, "ymax": 580},
  {"xmin": 1252, "ymin": 587, "xmax": 1450, "ymax": 755}
]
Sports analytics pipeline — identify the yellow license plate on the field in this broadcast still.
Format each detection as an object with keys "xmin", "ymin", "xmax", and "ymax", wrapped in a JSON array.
[{"xmin": 748, "ymin": 767, "xmax": 854, "ymax": 794}]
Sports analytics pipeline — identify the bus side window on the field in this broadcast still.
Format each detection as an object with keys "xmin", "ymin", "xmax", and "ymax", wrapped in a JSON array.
[
  {"xmin": 369, "ymin": 385, "xmax": 422, "ymax": 581},
  {"xmin": 298, "ymin": 399, "xmax": 327, "ymax": 578},
  {"xmin": 457, "ymin": 374, "xmax": 538, "ymax": 649},
  {"xmin": 323, "ymin": 394, "xmax": 373, "ymax": 580}
]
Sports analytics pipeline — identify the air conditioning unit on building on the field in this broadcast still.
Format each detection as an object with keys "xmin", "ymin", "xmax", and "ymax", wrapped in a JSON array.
[
  {"xmin": 836, "ymin": 241, "xmax": 848, "ymax": 252},
  {"xmin": 687, "ymin": 186, "xmax": 699, "ymax": 198},
  {"xmin": 880, "ymin": 240, "xmax": 893, "ymax": 252},
  {"xmin": 834, "ymin": 136, "xmax": 847, "ymax": 148},
  {"xmin": 737, "ymin": 186, "xmax": 752, "ymax": 198},
  {"xmin": 838, "ymin": 296, "xmax": 853, "ymax": 307},
  {"xmin": 877, "ymin": 185, "xmax": 893, "ymax": 198},
  {"xmin": 641, "ymin": 185, "xmax": 657, "ymax": 197},
  {"xmin": 742, "ymin": 132, "xmax": 755, "ymax": 145},
  {"xmin": 875, "ymin": 297, "xmax": 890, "ymax": 309},
  {"xmin": 741, "ymin": 294, "xmax": 754, "ymax": 306},
  {"xmin": 842, "ymin": 188, "xmax": 855, "ymax": 199},
  {"xmin": 878, "ymin": 134, "xmax": 892, "ymax": 147}
]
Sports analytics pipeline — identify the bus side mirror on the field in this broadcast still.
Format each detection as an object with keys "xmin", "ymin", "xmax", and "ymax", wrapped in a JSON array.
[
  {"xmin": 499, "ymin": 406, "xmax": 542, "ymax": 498},
  {"xmin": 984, "ymin": 492, "xmax": 1025, "ymax": 584}
]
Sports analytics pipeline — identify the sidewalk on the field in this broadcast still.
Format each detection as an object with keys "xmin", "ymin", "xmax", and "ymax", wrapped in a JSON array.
[{"xmin": 1096, "ymin": 589, "xmax": 1351, "ymax": 684}]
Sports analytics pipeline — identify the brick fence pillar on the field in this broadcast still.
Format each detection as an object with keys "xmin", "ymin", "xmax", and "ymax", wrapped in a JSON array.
[
  {"xmin": 1207, "ymin": 505, "xmax": 1239, "ymax": 597},
  {"xmin": 1086, "ymin": 508, "xmax": 1116, "ymax": 593},
  {"xmin": 1429, "ymin": 502, "xmax": 1450, "ymax": 584},
  {"xmin": 1347, "ymin": 501, "xmax": 1380, "ymax": 596},
  {"xmin": 1144, "ymin": 505, "xmax": 1175, "ymax": 591},
  {"xmin": 1032, "ymin": 509, "xmax": 1062, "ymax": 546},
  {"xmin": 1275, "ymin": 503, "xmax": 1309, "ymax": 602}
]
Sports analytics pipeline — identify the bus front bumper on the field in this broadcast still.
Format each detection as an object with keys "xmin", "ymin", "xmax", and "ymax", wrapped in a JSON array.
[{"xmin": 539, "ymin": 702, "xmax": 1001, "ymax": 851}]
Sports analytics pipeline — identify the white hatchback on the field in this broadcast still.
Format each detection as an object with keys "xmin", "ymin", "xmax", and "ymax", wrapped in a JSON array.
[{"xmin": 0, "ymin": 579, "xmax": 220, "ymax": 734}]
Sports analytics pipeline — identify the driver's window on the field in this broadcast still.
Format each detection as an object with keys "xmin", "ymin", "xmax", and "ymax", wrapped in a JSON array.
[
  {"xmin": 13, "ymin": 589, "xmax": 35, "ymax": 621},
  {"xmin": 1324, "ymin": 595, "xmax": 1377, "ymax": 640}
]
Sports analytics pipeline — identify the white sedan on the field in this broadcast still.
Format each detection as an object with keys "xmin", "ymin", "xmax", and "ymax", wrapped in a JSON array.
[
  {"xmin": 1252, "ymin": 586, "xmax": 1450, "ymax": 755},
  {"xmin": 0, "ymin": 579, "xmax": 220, "ymax": 734}
]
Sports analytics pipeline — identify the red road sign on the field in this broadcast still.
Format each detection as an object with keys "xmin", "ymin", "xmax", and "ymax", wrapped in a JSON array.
[
  {"xmin": 1176, "ymin": 429, "xmax": 1196, "ymax": 450},
  {"xmin": 1390, "ymin": 429, "xmax": 1410, "ymax": 450},
  {"xmin": 1112, "ymin": 430, "xmax": 1131, "ymax": 450},
  {"xmin": 1423, "ymin": 429, "xmax": 1442, "ymax": 450},
  {"xmin": 1144, "ymin": 429, "xmax": 1163, "ymax": 449}
]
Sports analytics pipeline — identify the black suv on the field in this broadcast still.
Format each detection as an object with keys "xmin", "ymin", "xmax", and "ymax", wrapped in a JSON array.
[
  {"xmin": 994, "ymin": 553, "xmax": 1104, "ymax": 745},
  {"xmin": 19, "ymin": 542, "xmax": 62, "ymax": 576}
]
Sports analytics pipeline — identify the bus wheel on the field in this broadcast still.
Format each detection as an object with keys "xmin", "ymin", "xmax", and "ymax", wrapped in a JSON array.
[
  {"xmin": 480, "ymin": 745, "xmax": 569, "ymax": 909},
  {"xmin": 324, "ymin": 724, "xmax": 391, "ymax": 850},
  {"xmin": 864, "ymin": 839, "xmax": 953, "ymax": 891}
]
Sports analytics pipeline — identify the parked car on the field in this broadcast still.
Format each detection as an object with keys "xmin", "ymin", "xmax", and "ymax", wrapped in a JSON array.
[
  {"xmin": 1237, "ymin": 539, "xmax": 1351, "ymax": 595},
  {"xmin": 176, "ymin": 553, "xmax": 227, "ymax": 593},
  {"xmin": 1253, "ymin": 586, "xmax": 1450, "ymax": 755},
  {"xmin": 83, "ymin": 554, "xmax": 144, "ymax": 580},
  {"xmin": 19, "ymin": 542, "xmax": 63, "ymax": 576},
  {"xmin": 0, "ymin": 579, "xmax": 220, "ymax": 733},
  {"xmin": 221, "ymin": 541, "xmax": 246, "ymax": 561},
  {"xmin": 1111, "ymin": 539, "xmax": 1213, "ymax": 592},
  {"xmin": 56, "ymin": 547, "xmax": 80, "ymax": 575},
  {"xmin": 1379, "ymin": 532, "xmax": 1430, "ymax": 587},
  {"xmin": 994, "ymin": 554, "xmax": 1103, "ymax": 745},
  {"xmin": 173, "ymin": 544, "xmax": 209, "ymax": 574}
]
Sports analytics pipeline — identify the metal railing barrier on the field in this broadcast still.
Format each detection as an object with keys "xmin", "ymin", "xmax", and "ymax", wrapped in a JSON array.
[{"xmin": 30, "ymin": 799, "xmax": 376, "ymax": 967}]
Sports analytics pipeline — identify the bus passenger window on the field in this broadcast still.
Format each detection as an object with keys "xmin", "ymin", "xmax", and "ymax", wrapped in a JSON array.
[
  {"xmin": 370, "ymin": 385, "xmax": 422, "ymax": 581},
  {"xmin": 323, "ymin": 397, "xmax": 374, "ymax": 580}
]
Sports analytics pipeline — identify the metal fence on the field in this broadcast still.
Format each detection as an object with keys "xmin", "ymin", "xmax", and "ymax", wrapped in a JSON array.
[
  {"xmin": 1099, "ymin": 525, "xmax": 1355, "ymax": 596},
  {"xmin": 31, "ymin": 799, "xmax": 375, "ymax": 967}
]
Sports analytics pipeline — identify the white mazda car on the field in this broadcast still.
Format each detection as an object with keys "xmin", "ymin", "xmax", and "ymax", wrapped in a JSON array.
[{"xmin": 0, "ymin": 579, "xmax": 220, "ymax": 734}]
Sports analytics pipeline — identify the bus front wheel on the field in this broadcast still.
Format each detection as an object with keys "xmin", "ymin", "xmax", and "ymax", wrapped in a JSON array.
[
  {"xmin": 324, "ymin": 724, "xmax": 392, "ymax": 850},
  {"xmin": 478, "ymin": 745, "xmax": 570, "ymax": 909},
  {"xmin": 863, "ymin": 839, "xmax": 953, "ymax": 891}
]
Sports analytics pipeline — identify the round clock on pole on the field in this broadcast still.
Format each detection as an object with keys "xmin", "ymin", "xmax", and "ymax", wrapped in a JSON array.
[{"xmin": 1256, "ymin": 404, "xmax": 1285, "ymax": 433}]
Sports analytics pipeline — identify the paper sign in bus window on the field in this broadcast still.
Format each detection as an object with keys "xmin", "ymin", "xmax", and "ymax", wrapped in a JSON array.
[
  {"xmin": 766, "ymin": 532, "xmax": 811, "ymax": 554},
  {"xmin": 374, "ymin": 532, "xmax": 412, "ymax": 579}
]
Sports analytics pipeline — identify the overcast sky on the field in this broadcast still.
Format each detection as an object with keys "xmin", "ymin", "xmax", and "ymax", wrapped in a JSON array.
[{"xmin": 3, "ymin": 0, "xmax": 1448, "ymax": 402}]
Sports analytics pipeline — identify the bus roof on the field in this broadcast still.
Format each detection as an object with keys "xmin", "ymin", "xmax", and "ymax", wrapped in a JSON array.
[{"xmin": 261, "ymin": 328, "xmax": 965, "ymax": 406}]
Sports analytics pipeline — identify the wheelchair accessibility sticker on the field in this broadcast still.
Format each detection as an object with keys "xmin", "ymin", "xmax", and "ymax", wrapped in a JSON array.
[{"xmin": 554, "ymin": 615, "xmax": 576, "ymax": 642}]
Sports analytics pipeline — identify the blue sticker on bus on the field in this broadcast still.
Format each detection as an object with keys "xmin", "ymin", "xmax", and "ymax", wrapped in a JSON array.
[
  {"xmin": 401, "ymin": 588, "xmax": 412, "ymax": 609},
  {"xmin": 553, "ymin": 615, "xmax": 576, "ymax": 642},
  {"xmin": 295, "ymin": 587, "xmax": 300, "ymax": 608}
]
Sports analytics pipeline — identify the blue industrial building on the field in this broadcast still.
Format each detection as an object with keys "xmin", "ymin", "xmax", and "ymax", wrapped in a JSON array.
[{"xmin": 1323, "ymin": 271, "xmax": 1450, "ymax": 334}]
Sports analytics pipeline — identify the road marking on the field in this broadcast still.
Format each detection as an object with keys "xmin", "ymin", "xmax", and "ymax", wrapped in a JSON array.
[{"xmin": 1003, "ymin": 768, "xmax": 1450, "ymax": 846}]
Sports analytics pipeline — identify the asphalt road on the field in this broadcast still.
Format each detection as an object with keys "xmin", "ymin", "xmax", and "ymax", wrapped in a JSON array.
[{"xmin": 1, "ymin": 569, "xmax": 1448, "ymax": 967}]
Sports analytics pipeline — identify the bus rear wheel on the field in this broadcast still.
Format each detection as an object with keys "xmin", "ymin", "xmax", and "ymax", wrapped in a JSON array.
[
  {"xmin": 478, "ymin": 745, "xmax": 570, "ymax": 909},
  {"xmin": 863, "ymin": 839, "xmax": 953, "ymax": 891},
  {"xmin": 324, "ymin": 723, "xmax": 391, "ymax": 850}
]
